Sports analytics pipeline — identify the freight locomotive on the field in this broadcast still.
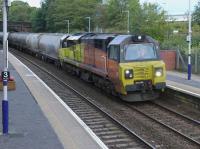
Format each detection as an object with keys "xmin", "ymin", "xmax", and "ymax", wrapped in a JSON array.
[{"xmin": 1, "ymin": 32, "xmax": 166, "ymax": 101}]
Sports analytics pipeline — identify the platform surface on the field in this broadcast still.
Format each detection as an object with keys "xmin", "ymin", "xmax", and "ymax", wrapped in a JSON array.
[
  {"xmin": 0, "ymin": 50, "xmax": 107, "ymax": 149},
  {"xmin": 0, "ymin": 51, "xmax": 64, "ymax": 149},
  {"xmin": 167, "ymin": 71, "xmax": 200, "ymax": 97}
]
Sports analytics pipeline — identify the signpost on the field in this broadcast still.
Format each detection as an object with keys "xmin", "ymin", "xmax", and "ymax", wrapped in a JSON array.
[{"xmin": 2, "ymin": 0, "xmax": 11, "ymax": 134}]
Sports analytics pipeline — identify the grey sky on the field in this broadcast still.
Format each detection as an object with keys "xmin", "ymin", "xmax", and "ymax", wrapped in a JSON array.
[
  {"xmin": 14, "ymin": 0, "xmax": 199, "ymax": 15},
  {"xmin": 140, "ymin": 0, "xmax": 199, "ymax": 15},
  {"xmin": 12, "ymin": 0, "xmax": 41, "ymax": 7}
]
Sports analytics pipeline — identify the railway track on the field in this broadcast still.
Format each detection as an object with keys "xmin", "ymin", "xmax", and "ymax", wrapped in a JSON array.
[
  {"xmin": 10, "ymin": 49, "xmax": 200, "ymax": 148},
  {"xmin": 152, "ymin": 101, "xmax": 200, "ymax": 125},
  {"xmin": 126, "ymin": 101, "xmax": 200, "ymax": 145},
  {"xmin": 10, "ymin": 49, "xmax": 154, "ymax": 149}
]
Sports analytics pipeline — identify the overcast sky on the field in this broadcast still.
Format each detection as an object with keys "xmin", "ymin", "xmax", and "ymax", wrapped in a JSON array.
[
  {"xmin": 140, "ymin": 0, "xmax": 199, "ymax": 14},
  {"xmin": 12, "ymin": 0, "xmax": 41, "ymax": 8},
  {"xmin": 14, "ymin": 0, "xmax": 199, "ymax": 15}
]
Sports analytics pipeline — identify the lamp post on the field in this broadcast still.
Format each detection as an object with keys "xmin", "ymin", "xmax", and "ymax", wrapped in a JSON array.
[
  {"xmin": 123, "ymin": 10, "xmax": 130, "ymax": 34},
  {"xmin": 85, "ymin": 17, "xmax": 91, "ymax": 32},
  {"xmin": 65, "ymin": 20, "xmax": 70, "ymax": 34},
  {"xmin": 188, "ymin": 0, "xmax": 192, "ymax": 80}
]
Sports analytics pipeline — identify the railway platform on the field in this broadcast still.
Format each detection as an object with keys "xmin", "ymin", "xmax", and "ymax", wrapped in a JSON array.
[
  {"xmin": 0, "ymin": 50, "xmax": 107, "ymax": 149},
  {"xmin": 167, "ymin": 71, "xmax": 200, "ymax": 98}
]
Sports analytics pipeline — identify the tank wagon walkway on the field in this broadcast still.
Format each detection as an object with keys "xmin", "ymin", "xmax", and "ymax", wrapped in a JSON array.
[
  {"xmin": 0, "ymin": 50, "xmax": 107, "ymax": 149},
  {"xmin": 167, "ymin": 71, "xmax": 200, "ymax": 98}
]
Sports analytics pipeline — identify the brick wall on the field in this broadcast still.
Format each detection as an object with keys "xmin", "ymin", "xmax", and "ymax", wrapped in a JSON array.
[{"xmin": 160, "ymin": 50, "xmax": 176, "ymax": 70}]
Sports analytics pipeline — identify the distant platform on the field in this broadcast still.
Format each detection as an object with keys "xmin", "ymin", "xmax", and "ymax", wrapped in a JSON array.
[{"xmin": 167, "ymin": 71, "xmax": 200, "ymax": 98}]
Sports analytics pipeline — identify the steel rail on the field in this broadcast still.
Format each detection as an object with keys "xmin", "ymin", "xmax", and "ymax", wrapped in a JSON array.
[
  {"xmin": 152, "ymin": 101, "xmax": 200, "ymax": 125},
  {"xmin": 126, "ymin": 104, "xmax": 200, "ymax": 146}
]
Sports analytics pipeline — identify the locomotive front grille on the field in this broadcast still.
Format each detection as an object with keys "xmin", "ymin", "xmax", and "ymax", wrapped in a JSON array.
[{"xmin": 134, "ymin": 67, "xmax": 151, "ymax": 80}]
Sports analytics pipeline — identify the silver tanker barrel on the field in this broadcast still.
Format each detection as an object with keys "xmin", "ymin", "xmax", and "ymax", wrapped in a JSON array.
[
  {"xmin": 8, "ymin": 32, "xmax": 30, "ymax": 49},
  {"xmin": 6, "ymin": 32, "xmax": 69, "ymax": 61},
  {"xmin": 26, "ymin": 33, "xmax": 42, "ymax": 54},
  {"xmin": 38, "ymin": 33, "xmax": 69, "ymax": 60}
]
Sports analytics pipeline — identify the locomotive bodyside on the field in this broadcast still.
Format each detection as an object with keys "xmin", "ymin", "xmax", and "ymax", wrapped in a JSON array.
[{"xmin": 59, "ymin": 33, "xmax": 116, "ymax": 78}]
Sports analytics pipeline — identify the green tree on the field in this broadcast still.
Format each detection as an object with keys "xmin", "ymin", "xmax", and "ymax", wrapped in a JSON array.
[
  {"xmin": 193, "ymin": 1, "xmax": 200, "ymax": 25},
  {"xmin": 191, "ymin": 1, "xmax": 200, "ymax": 53},
  {"xmin": 8, "ymin": 1, "xmax": 36, "ymax": 22},
  {"xmin": 140, "ymin": 3, "xmax": 167, "ymax": 41},
  {"xmin": 102, "ymin": 0, "xmax": 165, "ymax": 38},
  {"xmin": 127, "ymin": 0, "xmax": 141, "ymax": 33},
  {"xmin": 44, "ymin": 0, "xmax": 101, "ymax": 32},
  {"xmin": 31, "ymin": 1, "xmax": 49, "ymax": 32},
  {"xmin": 31, "ymin": 0, "xmax": 168, "ymax": 41},
  {"xmin": 105, "ymin": 0, "xmax": 130, "ymax": 32}
]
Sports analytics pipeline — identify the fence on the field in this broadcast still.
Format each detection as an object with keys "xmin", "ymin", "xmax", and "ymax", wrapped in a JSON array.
[
  {"xmin": 178, "ymin": 49, "xmax": 200, "ymax": 74},
  {"xmin": 160, "ymin": 49, "xmax": 200, "ymax": 74}
]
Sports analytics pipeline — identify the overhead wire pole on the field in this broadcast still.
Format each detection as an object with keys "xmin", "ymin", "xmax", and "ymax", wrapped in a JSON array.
[
  {"xmin": 2, "ymin": 0, "xmax": 10, "ymax": 134},
  {"xmin": 123, "ymin": 10, "xmax": 130, "ymax": 34},
  {"xmin": 188, "ymin": 0, "xmax": 192, "ymax": 80},
  {"xmin": 85, "ymin": 17, "xmax": 91, "ymax": 32},
  {"xmin": 162, "ymin": 2, "xmax": 169, "ymax": 39},
  {"xmin": 65, "ymin": 20, "xmax": 70, "ymax": 34}
]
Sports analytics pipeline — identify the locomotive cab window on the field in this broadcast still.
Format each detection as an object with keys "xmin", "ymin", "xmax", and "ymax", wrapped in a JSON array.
[
  {"xmin": 122, "ymin": 43, "xmax": 157, "ymax": 61},
  {"xmin": 108, "ymin": 45, "xmax": 119, "ymax": 61},
  {"xmin": 67, "ymin": 40, "xmax": 76, "ymax": 47}
]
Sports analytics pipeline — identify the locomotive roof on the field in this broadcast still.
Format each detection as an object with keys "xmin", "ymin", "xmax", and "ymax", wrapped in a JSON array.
[
  {"xmin": 60, "ymin": 34, "xmax": 70, "ymax": 41},
  {"xmin": 67, "ymin": 34, "xmax": 84, "ymax": 40},
  {"xmin": 94, "ymin": 34, "xmax": 116, "ymax": 40},
  {"xmin": 82, "ymin": 33, "xmax": 116, "ymax": 40},
  {"xmin": 109, "ymin": 35, "xmax": 132, "ymax": 45},
  {"xmin": 66, "ymin": 33, "xmax": 94, "ymax": 40}
]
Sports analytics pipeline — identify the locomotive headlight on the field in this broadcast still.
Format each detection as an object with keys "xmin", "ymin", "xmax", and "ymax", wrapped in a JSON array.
[
  {"xmin": 155, "ymin": 68, "xmax": 163, "ymax": 77},
  {"xmin": 125, "ymin": 69, "xmax": 133, "ymax": 79}
]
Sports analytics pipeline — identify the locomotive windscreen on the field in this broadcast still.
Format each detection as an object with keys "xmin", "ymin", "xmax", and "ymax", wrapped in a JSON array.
[{"xmin": 123, "ymin": 43, "xmax": 157, "ymax": 61}]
